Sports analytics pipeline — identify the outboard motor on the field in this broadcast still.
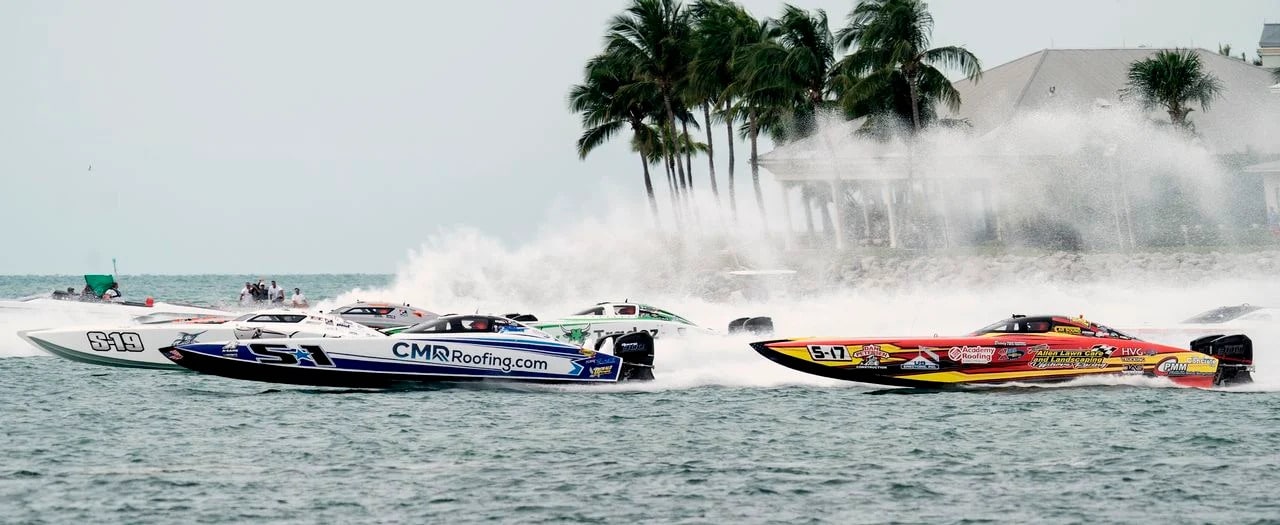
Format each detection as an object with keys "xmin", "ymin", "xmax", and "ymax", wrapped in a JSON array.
[
  {"xmin": 1190, "ymin": 334, "xmax": 1253, "ymax": 386},
  {"xmin": 728, "ymin": 316, "xmax": 774, "ymax": 335},
  {"xmin": 597, "ymin": 332, "xmax": 655, "ymax": 381}
]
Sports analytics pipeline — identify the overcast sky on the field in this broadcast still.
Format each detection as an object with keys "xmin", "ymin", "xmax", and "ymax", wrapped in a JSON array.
[{"xmin": 1, "ymin": 0, "xmax": 1275, "ymax": 275}]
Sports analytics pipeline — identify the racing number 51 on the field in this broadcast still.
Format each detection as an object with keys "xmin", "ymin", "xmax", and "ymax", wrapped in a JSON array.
[{"xmin": 247, "ymin": 343, "xmax": 336, "ymax": 367}]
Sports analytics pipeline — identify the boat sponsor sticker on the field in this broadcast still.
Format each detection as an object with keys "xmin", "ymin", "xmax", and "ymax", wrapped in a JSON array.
[
  {"xmin": 1153, "ymin": 356, "xmax": 1216, "ymax": 377},
  {"xmin": 853, "ymin": 345, "xmax": 890, "ymax": 369},
  {"xmin": 1053, "ymin": 326, "xmax": 1082, "ymax": 335},
  {"xmin": 807, "ymin": 345, "xmax": 852, "ymax": 362},
  {"xmin": 947, "ymin": 346, "xmax": 997, "ymax": 364},
  {"xmin": 900, "ymin": 349, "xmax": 940, "ymax": 371},
  {"xmin": 391, "ymin": 342, "xmax": 552, "ymax": 373},
  {"xmin": 1028, "ymin": 347, "xmax": 1108, "ymax": 369},
  {"xmin": 1117, "ymin": 347, "xmax": 1157, "ymax": 357}
]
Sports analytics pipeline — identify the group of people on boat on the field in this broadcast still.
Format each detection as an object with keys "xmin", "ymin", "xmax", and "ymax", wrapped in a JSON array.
[{"xmin": 239, "ymin": 279, "xmax": 307, "ymax": 308}]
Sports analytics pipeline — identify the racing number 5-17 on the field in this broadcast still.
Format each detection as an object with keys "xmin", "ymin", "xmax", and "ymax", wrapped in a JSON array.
[{"xmin": 808, "ymin": 345, "xmax": 851, "ymax": 361}]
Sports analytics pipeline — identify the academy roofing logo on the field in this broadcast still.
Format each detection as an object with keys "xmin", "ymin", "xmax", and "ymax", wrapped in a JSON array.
[
  {"xmin": 947, "ymin": 346, "xmax": 997, "ymax": 364},
  {"xmin": 391, "ymin": 342, "xmax": 549, "ymax": 373}
]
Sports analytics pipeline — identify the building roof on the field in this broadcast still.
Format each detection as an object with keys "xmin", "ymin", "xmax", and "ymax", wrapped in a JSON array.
[
  {"xmin": 942, "ymin": 48, "xmax": 1280, "ymax": 154},
  {"xmin": 1262, "ymin": 23, "xmax": 1280, "ymax": 48},
  {"xmin": 760, "ymin": 48, "xmax": 1280, "ymax": 181}
]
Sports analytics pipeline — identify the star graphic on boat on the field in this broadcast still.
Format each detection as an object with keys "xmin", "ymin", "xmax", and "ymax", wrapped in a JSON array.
[{"xmin": 292, "ymin": 348, "xmax": 313, "ymax": 362}]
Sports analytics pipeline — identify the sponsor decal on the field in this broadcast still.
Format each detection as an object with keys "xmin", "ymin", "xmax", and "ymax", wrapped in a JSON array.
[
  {"xmin": 558, "ymin": 324, "xmax": 593, "ymax": 344},
  {"xmin": 994, "ymin": 341, "xmax": 1026, "ymax": 347},
  {"xmin": 853, "ymin": 345, "xmax": 890, "ymax": 369},
  {"xmin": 900, "ymin": 349, "xmax": 940, "ymax": 371},
  {"xmin": 1117, "ymin": 347, "xmax": 1157, "ymax": 357},
  {"xmin": 166, "ymin": 349, "xmax": 183, "ymax": 360},
  {"xmin": 854, "ymin": 345, "xmax": 889, "ymax": 358},
  {"xmin": 555, "ymin": 324, "xmax": 659, "ymax": 344},
  {"xmin": 1154, "ymin": 357, "xmax": 1216, "ymax": 377},
  {"xmin": 172, "ymin": 331, "xmax": 206, "ymax": 346},
  {"xmin": 999, "ymin": 347, "xmax": 1026, "ymax": 360},
  {"xmin": 947, "ymin": 346, "xmax": 997, "ymax": 364},
  {"xmin": 391, "ymin": 342, "xmax": 549, "ymax": 373},
  {"xmin": 1122, "ymin": 364, "xmax": 1144, "ymax": 374},
  {"xmin": 1053, "ymin": 326, "xmax": 1082, "ymax": 335},
  {"xmin": 1029, "ymin": 348, "xmax": 1109, "ymax": 369},
  {"xmin": 807, "ymin": 345, "xmax": 851, "ymax": 362},
  {"xmin": 590, "ymin": 365, "xmax": 614, "ymax": 378},
  {"xmin": 1121, "ymin": 356, "xmax": 1147, "ymax": 363}
]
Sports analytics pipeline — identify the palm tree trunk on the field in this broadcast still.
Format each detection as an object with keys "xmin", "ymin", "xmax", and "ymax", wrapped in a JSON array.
[
  {"xmin": 907, "ymin": 70, "xmax": 922, "ymax": 133},
  {"xmin": 681, "ymin": 118, "xmax": 694, "ymax": 195},
  {"xmin": 749, "ymin": 109, "xmax": 766, "ymax": 220},
  {"xmin": 639, "ymin": 153, "xmax": 658, "ymax": 220},
  {"xmin": 662, "ymin": 93, "xmax": 689, "ymax": 197},
  {"xmin": 703, "ymin": 103, "xmax": 719, "ymax": 200},
  {"xmin": 725, "ymin": 101, "xmax": 738, "ymax": 220},
  {"xmin": 665, "ymin": 156, "xmax": 686, "ymax": 226}
]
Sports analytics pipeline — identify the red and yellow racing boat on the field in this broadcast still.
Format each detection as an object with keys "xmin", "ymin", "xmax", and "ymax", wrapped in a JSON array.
[{"xmin": 751, "ymin": 315, "xmax": 1254, "ymax": 389}]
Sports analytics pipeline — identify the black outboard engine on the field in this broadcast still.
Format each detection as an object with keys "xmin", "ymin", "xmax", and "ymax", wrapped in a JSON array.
[
  {"xmin": 1190, "ymin": 334, "xmax": 1253, "ymax": 386},
  {"xmin": 728, "ymin": 316, "xmax": 775, "ymax": 335},
  {"xmin": 504, "ymin": 313, "xmax": 538, "ymax": 322},
  {"xmin": 597, "ymin": 332, "xmax": 655, "ymax": 381}
]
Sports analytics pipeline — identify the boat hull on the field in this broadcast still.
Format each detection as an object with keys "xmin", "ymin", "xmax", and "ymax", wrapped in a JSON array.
[{"xmin": 164, "ymin": 335, "xmax": 626, "ymax": 387}]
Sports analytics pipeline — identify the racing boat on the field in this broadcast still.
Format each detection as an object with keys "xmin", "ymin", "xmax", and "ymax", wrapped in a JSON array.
[
  {"xmin": 326, "ymin": 301, "xmax": 438, "ymax": 329},
  {"xmin": 159, "ymin": 314, "xmax": 656, "ymax": 387},
  {"xmin": 751, "ymin": 314, "xmax": 1253, "ymax": 389},
  {"xmin": 18, "ymin": 310, "xmax": 385, "ymax": 370},
  {"xmin": 494, "ymin": 301, "xmax": 772, "ymax": 346}
]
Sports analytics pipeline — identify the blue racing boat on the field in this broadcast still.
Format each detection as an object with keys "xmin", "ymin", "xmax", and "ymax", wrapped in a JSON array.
[{"xmin": 160, "ymin": 314, "xmax": 655, "ymax": 387}]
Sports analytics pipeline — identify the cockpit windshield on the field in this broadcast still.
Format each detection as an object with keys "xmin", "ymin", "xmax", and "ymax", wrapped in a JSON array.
[
  {"xmin": 233, "ymin": 313, "xmax": 306, "ymax": 323},
  {"xmin": 970, "ymin": 315, "xmax": 1139, "ymax": 340},
  {"xmin": 400, "ymin": 315, "xmax": 551, "ymax": 339},
  {"xmin": 638, "ymin": 305, "xmax": 694, "ymax": 325},
  {"xmin": 1182, "ymin": 305, "xmax": 1263, "ymax": 324}
]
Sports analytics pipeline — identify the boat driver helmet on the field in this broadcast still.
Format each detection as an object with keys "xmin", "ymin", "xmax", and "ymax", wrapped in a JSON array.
[{"xmin": 470, "ymin": 318, "xmax": 489, "ymax": 332}]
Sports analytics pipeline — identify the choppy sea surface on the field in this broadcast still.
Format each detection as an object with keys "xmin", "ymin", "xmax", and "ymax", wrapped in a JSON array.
[{"xmin": 4, "ymin": 274, "xmax": 1280, "ymax": 524}]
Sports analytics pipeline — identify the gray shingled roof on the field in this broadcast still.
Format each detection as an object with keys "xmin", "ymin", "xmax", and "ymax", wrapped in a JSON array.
[
  {"xmin": 940, "ymin": 48, "xmax": 1280, "ymax": 155},
  {"xmin": 760, "ymin": 48, "xmax": 1280, "ymax": 178},
  {"xmin": 1262, "ymin": 23, "xmax": 1280, "ymax": 48}
]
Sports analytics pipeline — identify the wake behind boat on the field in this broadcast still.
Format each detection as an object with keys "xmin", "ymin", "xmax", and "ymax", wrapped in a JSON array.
[{"xmin": 160, "ymin": 314, "xmax": 657, "ymax": 387}]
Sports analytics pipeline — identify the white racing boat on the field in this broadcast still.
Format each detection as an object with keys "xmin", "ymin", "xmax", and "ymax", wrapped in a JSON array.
[{"xmin": 19, "ymin": 310, "xmax": 385, "ymax": 370}]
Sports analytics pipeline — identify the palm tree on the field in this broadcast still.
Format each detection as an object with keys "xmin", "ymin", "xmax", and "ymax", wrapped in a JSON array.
[
  {"xmin": 606, "ymin": 0, "xmax": 695, "ymax": 202},
  {"xmin": 1119, "ymin": 49, "xmax": 1224, "ymax": 129},
  {"xmin": 729, "ymin": 19, "xmax": 794, "ymax": 220},
  {"xmin": 832, "ymin": 0, "xmax": 981, "ymax": 133},
  {"xmin": 689, "ymin": 0, "xmax": 759, "ymax": 218},
  {"xmin": 569, "ymin": 51, "xmax": 664, "ymax": 218}
]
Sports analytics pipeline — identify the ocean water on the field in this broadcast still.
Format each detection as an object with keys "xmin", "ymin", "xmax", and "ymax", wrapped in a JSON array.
[{"xmin": 4, "ymin": 271, "xmax": 1280, "ymax": 524}]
